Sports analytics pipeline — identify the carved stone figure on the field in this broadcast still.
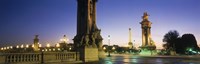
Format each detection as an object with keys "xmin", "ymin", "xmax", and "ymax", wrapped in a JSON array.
[{"xmin": 74, "ymin": 0, "xmax": 102, "ymax": 49}]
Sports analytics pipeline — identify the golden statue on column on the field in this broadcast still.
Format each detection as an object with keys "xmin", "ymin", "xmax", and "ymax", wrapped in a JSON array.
[{"xmin": 140, "ymin": 12, "xmax": 156, "ymax": 50}]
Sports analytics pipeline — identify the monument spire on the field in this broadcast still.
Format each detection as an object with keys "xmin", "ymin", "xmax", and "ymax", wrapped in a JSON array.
[
  {"xmin": 129, "ymin": 28, "xmax": 132, "ymax": 42},
  {"xmin": 128, "ymin": 28, "xmax": 133, "ymax": 49},
  {"xmin": 33, "ymin": 35, "xmax": 39, "ymax": 52}
]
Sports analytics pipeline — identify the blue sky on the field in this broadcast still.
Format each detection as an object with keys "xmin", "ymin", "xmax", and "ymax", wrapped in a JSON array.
[{"xmin": 0, "ymin": 0, "xmax": 200, "ymax": 49}]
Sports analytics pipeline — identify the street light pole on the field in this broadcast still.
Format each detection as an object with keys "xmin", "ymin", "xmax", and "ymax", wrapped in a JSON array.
[{"xmin": 108, "ymin": 35, "xmax": 111, "ymax": 57}]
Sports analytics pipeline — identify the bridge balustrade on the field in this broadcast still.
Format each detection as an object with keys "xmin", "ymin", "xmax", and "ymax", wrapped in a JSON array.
[
  {"xmin": 5, "ymin": 53, "xmax": 41, "ymax": 63},
  {"xmin": 0, "ymin": 52, "xmax": 80, "ymax": 63}
]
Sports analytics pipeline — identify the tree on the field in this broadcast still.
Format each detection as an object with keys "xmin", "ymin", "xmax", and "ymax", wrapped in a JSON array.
[
  {"xmin": 163, "ymin": 30, "xmax": 200, "ymax": 55},
  {"xmin": 181, "ymin": 34, "xmax": 199, "ymax": 54},
  {"xmin": 163, "ymin": 30, "xmax": 180, "ymax": 52}
]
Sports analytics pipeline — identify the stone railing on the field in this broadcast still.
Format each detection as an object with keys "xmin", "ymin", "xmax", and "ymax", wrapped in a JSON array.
[
  {"xmin": 56, "ymin": 52, "xmax": 78, "ymax": 61},
  {"xmin": 43, "ymin": 52, "xmax": 79, "ymax": 63},
  {"xmin": 5, "ymin": 53, "xmax": 41, "ymax": 63},
  {"xmin": 0, "ymin": 52, "xmax": 80, "ymax": 64}
]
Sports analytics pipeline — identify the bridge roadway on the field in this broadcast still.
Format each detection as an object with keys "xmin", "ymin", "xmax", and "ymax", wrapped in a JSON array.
[
  {"xmin": 98, "ymin": 54, "xmax": 200, "ymax": 64},
  {"xmin": 1, "ymin": 53, "xmax": 200, "ymax": 64},
  {"xmin": 39, "ymin": 54, "xmax": 200, "ymax": 64}
]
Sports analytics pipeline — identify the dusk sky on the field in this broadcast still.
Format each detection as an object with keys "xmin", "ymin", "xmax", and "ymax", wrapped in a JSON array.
[{"xmin": 0, "ymin": 0, "xmax": 200, "ymax": 49}]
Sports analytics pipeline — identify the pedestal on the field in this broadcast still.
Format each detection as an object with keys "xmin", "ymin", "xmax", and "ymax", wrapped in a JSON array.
[
  {"xmin": 139, "ymin": 46, "xmax": 156, "ymax": 56},
  {"xmin": 98, "ymin": 50, "xmax": 106, "ymax": 59},
  {"xmin": 79, "ymin": 47, "xmax": 99, "ymax": 62}
]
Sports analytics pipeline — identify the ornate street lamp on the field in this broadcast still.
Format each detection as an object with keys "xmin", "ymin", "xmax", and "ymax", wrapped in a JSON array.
[
  {"xmin": 26, "ymin": 44, "xmax": 29, "ymax": 48},
  {"xmin": 4, "ymin": 47, "xmax": 6, "ymax": 50},
  {"xmin": 32, "ymin": 44, "xmax": 34, "ymax": 48},
  {"xmin": 10, "ymin": 46, "xmax": 13, "ymax": 49},
  {"xmin": 69, "ymin": 47, "xmax": 72, "ymax": 51},
  {"xmin": 53, "ymin": 48, "xmax": 55, "ymax": 51},
  {"xmin": 21, "ymin": 44, "xmax": 24, "ymax": 48},
  {"xmin": 56, "ymin": 43, "xmax": 60, "ymax": 48},
  {"xmin": 39, "ymin": 44, "xmax": 42, "ymax": 47},
  {"xmin": 46, "ymin": 43, "xmax": 50, "ymax": 48},
  {"xmin": 112, "ymin": 47, "xmax": 115, "ymax": 50},
  {"xmin": 16, "ymin": 45, "xmax": 19, "ymax": 48},
  {"xmin": 103, "ymin": 47, "xmax": 106, "ymax": 50},
  {"xmin": 108, "ymin": 35, "xmax": 111, "ymax": 57},
  {"xmin": 7, "ymin": 47, "xmax": 9, "ymax": 49}
]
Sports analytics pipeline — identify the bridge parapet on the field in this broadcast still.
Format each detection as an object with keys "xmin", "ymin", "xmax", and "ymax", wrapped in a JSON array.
[{"xmin": 0, "ymin": 52, "xmax": 80, "ymax": 64}]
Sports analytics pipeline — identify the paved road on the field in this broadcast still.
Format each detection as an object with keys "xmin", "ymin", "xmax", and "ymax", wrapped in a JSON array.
[
  {"xmin": 48, "ymin": 54, "xmax": 200, "ymax": 64},
  {"xmin": 98, "ymin": 54, "xmax": 200, "ymax": 64}
]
